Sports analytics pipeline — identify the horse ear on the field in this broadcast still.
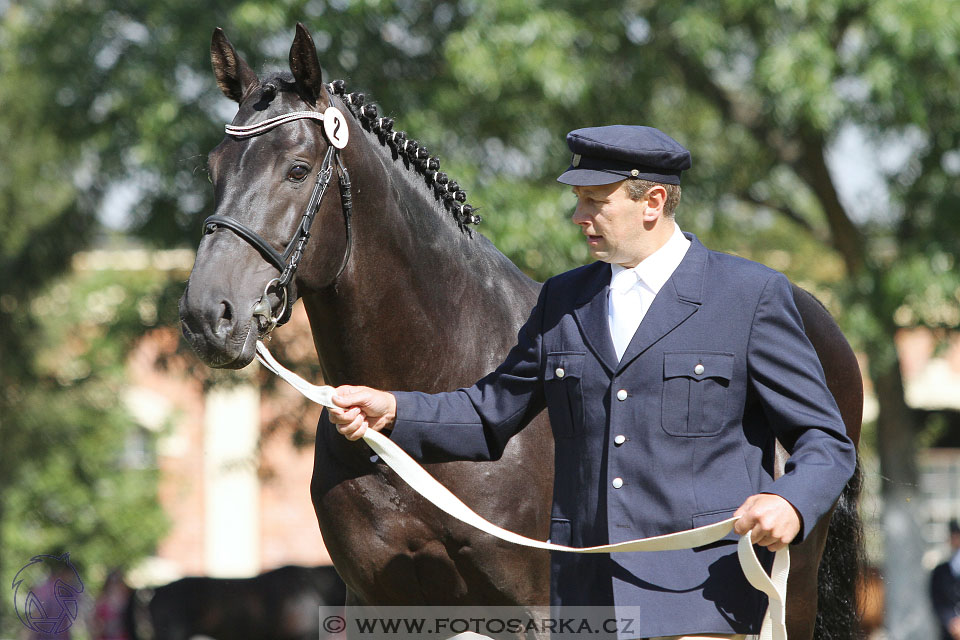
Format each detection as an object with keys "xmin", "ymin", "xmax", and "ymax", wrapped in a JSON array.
[
  {"xmin": 210, "ymin": 28, "xmax": 259, "ymax": 103},
  {"xmin": 289, "ymin": 23, "xmax": 325, "ymax": 105}
]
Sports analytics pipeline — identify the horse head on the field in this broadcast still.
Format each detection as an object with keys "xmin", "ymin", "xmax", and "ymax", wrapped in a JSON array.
[{"xmin": 179, "ymin": 24, "xmax": 353, "ymax": 368}]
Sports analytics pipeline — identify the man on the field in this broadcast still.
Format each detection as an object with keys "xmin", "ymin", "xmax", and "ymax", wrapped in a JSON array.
[
  {"xmin": 931, "ymin": 520, "xmax": 960, "ymax": 640},
  {"xmin": 328, "ymin": 125, "xmax": 856, "ymax": 639}
]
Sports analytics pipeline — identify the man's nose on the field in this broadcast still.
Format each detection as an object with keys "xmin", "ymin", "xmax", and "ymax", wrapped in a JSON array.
[{"xmin": 571, "ymin": 204, "xmax": 589, "ymax": 226}]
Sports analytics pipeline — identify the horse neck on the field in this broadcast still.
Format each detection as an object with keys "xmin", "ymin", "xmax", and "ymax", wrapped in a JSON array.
[{"xmin": 301, "ymin": 128, "xmax": 538, "ymax": 393}]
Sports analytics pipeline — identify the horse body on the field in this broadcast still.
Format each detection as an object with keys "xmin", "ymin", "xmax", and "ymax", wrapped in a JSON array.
[{"xmin": 179, "ymin": 24, "xmax": 862, "ymax": 639}]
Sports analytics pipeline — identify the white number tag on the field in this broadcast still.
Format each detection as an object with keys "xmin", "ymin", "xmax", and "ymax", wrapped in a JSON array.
[{"xmin": 322, "ymin": 106, "xmax": 349, "ymax": 149}]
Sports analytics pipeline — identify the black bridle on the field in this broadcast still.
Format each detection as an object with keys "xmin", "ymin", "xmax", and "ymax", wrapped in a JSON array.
[{"xmin": 202, "ymin": 106, "xmax": 353, "ymax": 335}]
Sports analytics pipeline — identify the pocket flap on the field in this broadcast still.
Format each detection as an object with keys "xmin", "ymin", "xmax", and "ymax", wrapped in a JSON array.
[
  {"xmin": 545, "ymin": 352, "xmax": 585, "ymax": 380},
  {"xmin": 664, "ymin": 351, "xmax": 734, "ymax": 381},
  {"xmin": 691, "ymin": 508, "xmax": 739, "ymax": 546}
]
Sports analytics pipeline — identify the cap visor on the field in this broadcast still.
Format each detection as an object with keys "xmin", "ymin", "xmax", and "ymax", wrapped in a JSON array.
[{"xmin": 556, "ymin": 168, "xmax": 625, "ymax": 186}]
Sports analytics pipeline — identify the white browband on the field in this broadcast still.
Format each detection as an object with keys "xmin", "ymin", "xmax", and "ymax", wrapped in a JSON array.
[
  {"xmin": 225, "ymin": 110, "xmax": 326, "ymax": 138},
  {"xmin": 254, "ymin": 341, "xmax": 789, "ymax": 640}
]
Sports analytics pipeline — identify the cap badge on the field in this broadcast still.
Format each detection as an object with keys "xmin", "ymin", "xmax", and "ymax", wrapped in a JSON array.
[{"xmin": 572, "ymin": 153, "xmax": 581, "ymax": 167}]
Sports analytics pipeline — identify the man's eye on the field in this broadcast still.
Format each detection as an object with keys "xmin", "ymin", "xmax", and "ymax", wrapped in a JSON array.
[{"xmin": 288, "ymin": 165, "xmax": 309, "ymax": 181}]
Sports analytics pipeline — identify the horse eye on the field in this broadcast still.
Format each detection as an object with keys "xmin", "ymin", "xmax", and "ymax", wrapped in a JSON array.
[{"xmin": 288, "ymin": 165, "xmax": 309, "ymax": 181}]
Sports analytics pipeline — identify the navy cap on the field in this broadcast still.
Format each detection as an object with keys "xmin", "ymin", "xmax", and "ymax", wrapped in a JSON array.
[{"xmin": 557, "ymin": 125, "xmax": 692, "ymax": 186}]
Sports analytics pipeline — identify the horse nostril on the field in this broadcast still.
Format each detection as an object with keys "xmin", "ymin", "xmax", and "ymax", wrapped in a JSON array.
[{"xmin": 214, "ymin": 300, "xmax": 234, "ymax": 338}]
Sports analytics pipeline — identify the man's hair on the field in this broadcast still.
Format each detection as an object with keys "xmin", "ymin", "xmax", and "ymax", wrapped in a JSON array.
[{"xmin": 626, "ymin": 179, "xmax": 682, "ymax": 217}]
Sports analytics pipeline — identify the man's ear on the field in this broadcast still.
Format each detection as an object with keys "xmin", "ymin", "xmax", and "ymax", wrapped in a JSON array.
[{"xmin": 642, "ymin": 185, "xmax": 668, "ymax": 221}]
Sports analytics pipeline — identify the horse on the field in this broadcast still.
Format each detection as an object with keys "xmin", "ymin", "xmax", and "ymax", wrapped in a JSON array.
[
  {"xmin": 126, "ymin": 565, "xmax": 346, "ymax": 640},
  {"xmin": 178, "ymin": 23, "xmax": 863, "ymax": 640}
]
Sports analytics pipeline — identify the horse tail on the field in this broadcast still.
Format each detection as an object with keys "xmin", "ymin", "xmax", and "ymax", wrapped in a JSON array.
[{"xmin": 814, "ymin": 456, "xmax": 866, "ymax": 640}]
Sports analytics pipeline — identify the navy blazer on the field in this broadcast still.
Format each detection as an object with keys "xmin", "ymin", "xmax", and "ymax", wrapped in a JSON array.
[
  {"xmin": 931, "ymin": 560, "xmax": 960, "ymax": 640},
  {"xmin": 389, "ymin": 234, "xmax": 856, "ymax": 637}
]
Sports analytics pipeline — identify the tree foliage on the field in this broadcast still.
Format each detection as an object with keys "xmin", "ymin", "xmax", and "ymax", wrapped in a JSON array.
[
  {"xmin": 0, "ymin": 260, "xmax": 181, "ymax": 633},
  {"xmin": 3, "ymin": 1, "xmax": 959, "ymax": 636}
]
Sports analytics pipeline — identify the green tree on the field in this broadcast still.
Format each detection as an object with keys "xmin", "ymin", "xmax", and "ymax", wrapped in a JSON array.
[
  {"xmin": 0, "ymin": 261, "xmax": 178, "ymax": 633},
  {"xmin": 0, "ymin": 6, "xmax": 173, "ymax": 631}
]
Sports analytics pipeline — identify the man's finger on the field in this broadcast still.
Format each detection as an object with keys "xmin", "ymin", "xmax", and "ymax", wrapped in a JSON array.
[
  {"xmin": 751, "ymin": 530, "xmax": 777, "ymax": 547},
  {"xmin": 327, "ymin": 406, "xmax": 360, "ymax": 424},
  {"xmin": 347, "ymin": 419, "xmax": 368, "ymax": 441},
  {"xmin": 336, "ymin": 413, "xmax": 366, "ymax": 440},
  {"xmin": 733, "ymin": 515, "xmax": 755, "ymax": 536},
  {"xmin": 332, "ymin": 386, "xmax": 367, "ymax": 408}
]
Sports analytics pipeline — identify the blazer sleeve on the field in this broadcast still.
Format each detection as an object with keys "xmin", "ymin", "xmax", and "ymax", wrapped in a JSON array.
[
  {"xmin": 747, "ymin": 272, "xmax": 857, "ymax": 542},
  {"xmin": 387, "ymin": 280, "xmax": 550, "ymax": 463}
]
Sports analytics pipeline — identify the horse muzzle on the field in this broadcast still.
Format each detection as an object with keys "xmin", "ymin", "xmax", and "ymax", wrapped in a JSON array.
[{"xmin": 178, "ymin": 282, "xmax": 260, "ymax": 369}]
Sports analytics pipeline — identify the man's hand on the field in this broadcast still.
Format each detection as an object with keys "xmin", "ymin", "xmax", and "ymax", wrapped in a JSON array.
[
  {"xmin": 733, "ymin": 493, "xmax": 802, "ymax": 551},
  {"xmin": 327, "ymin": 386, "xmax": 397, "ymax": 441}
]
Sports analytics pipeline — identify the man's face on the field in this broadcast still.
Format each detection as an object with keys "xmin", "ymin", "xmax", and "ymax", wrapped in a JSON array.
[{"xmin": 570, "ymin": 181, "xmax": 647, "ymax": 268}]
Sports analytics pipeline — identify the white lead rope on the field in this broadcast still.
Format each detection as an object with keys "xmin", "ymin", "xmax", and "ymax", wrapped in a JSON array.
[{"xmin": 255, "ymin": 341, "xmax": 788, "ymax": 640}]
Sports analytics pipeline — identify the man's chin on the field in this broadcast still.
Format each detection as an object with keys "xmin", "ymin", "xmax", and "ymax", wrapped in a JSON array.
[{"xmin": 588, "ymin": 248, "xmax": 610, "ymax": 262}]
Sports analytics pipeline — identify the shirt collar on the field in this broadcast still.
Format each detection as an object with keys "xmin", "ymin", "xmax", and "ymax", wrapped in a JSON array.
[{"xmin": 610, "ymin": 223, "xmax": 691, "ymax": 294}]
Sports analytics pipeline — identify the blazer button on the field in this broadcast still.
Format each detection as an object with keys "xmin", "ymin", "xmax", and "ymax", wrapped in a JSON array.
[
  {"xmin": 616, "ymin": 389, "xmax": 628, "ymax": 401},
  {"xmin": 612, "ymin": 477, "xmax": 624, "ymax": 489},
  {"xmin": 614, "ymin": 435, "xmax": 626, "ymax": 446},
  {"xmin": 555, "ymin": 367, "xmax": 565, "ymax": 379},
  {"xmin": 694, "ymin": 363, "xmax": 705, "ymax": 375}
]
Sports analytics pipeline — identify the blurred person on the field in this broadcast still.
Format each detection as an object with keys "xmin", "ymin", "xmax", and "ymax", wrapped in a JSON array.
[
  {"xmin": 89, "ymin": 570, "xmax": 132, "ymax": 640},
  {"xmin": 931, "ymin": 520, "xmax": 960, "ymax": 640}
]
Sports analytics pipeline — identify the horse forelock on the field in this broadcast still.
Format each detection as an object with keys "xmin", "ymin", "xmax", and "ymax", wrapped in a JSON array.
[{"xmin": 234, "ymin": 72, "xmax": 299, "ymax": 114}]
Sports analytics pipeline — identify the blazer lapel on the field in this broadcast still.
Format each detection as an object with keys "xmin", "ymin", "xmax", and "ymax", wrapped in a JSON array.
[
  {"xmin": 616, "ymin": 233, "xmax": 707, "ymax": 372},
  {"xmin": 572, "ymin": 262, "xmax": 619, "ymax": 375}
]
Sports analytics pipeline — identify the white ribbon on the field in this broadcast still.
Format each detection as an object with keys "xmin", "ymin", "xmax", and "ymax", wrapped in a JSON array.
[{"xmin": 254, "ymin": 341, "xmax": 788, "ymax": 639}]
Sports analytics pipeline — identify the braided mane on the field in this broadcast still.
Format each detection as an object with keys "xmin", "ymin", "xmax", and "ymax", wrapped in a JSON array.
[{"xmin": 325, "ymin": 79, "xmax": 482, "ymax": 228}]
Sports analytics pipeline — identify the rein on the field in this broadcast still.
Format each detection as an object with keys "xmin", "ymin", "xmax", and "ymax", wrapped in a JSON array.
[
  {"xmin": 254, "ymin": 341, "xmax": 791, "ymax": 640},
  {"xmin": 202, "ymin": 101, "xmax": 353, "ymax": 334}
]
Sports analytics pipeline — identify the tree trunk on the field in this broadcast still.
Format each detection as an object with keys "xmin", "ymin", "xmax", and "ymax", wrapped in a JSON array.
[
  {"xmin": 873, "ymin": 352, "xmax": 937, "ymax": 639},
  {"xmin": 795, "ymin": 136, "xmax": 933, "ymax": 639}
]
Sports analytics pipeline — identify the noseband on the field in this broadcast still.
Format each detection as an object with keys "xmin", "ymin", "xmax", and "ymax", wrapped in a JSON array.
[{"xmin": 202, "ymin": 103, "xmax": 354, "ymax": 335}]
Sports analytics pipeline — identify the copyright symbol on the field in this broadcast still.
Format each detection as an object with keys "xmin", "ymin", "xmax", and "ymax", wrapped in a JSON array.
[{"xmin": 323, "ymin": 615, "xmax": 346, "ymax": 633}]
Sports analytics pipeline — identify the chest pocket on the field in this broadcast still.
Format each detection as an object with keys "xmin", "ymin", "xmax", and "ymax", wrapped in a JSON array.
[
  {"xmin": 544, "ymin": 352, "xmax": 585, "ymax": 438},
  {"xmin": 662, "ymin": 351, "xmax": 735, "ymax": 437}
]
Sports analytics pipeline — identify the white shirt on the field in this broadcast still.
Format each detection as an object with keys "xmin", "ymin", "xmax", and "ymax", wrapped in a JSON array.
[{"xmin": 608, "ymin": 223, "xmax": 691, "ymax": 361}]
